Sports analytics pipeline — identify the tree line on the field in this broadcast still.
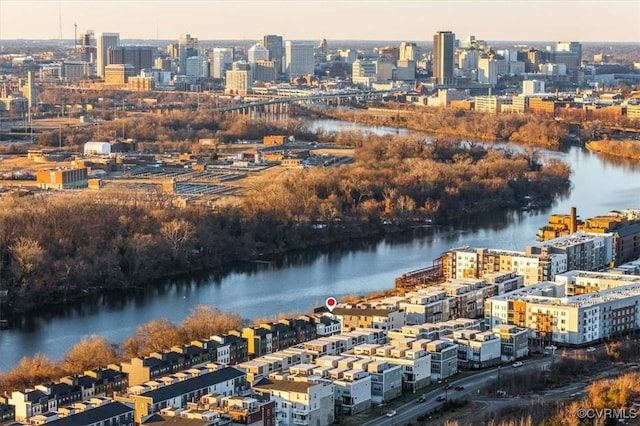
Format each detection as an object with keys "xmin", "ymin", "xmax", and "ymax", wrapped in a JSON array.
[
  {"xmin": 302, "ymin": 106, "xmax": 570, "ymax": 149},
  {"xmin": 0, "ymin": 305, "xmax": 244, "ymax": 393},
  {"xmin": 586, "ymin": 140, "xmax": 640, "ymax": 161}
]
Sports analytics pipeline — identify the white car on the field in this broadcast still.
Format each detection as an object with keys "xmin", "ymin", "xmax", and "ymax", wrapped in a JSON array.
[
  {"xmin": 544, "ymin": 345, "xmax": 557, "ymax": 351},
  {"xmin": 386, "ymin": 410, "xmax": 397, "ymax": 417},
  {"xmin": 586, "ymin": 347, "xmax": 596, "ymax": 353},
  {"xmin": 512, "ymin": 361, "xmax": 523, "ymax": 368}
]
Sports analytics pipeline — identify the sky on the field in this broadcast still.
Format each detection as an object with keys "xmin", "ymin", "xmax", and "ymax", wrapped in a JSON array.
[{"xmin": 0, "ymin": 0, "xmax": 639, "ymax": 42}]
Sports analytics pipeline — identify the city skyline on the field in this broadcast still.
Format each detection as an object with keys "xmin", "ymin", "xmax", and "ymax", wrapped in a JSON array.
[{"xmin": 0, "ymin": 0, "xmax": 638, "ymax": 43}]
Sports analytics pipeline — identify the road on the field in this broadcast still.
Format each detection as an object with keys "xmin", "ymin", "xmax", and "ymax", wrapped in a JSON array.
[
  {"xmin": 363, "ymin": 357, "xmax": 553, "ymax": 426},
  {"xmin": 363, "ymin": 345, "xmax": 614, "ymax": 426}
]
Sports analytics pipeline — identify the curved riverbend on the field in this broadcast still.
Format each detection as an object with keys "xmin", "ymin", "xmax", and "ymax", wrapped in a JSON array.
[{"xmin": 1, "ymin": 121, "xmax": 639, "ymax": 371}]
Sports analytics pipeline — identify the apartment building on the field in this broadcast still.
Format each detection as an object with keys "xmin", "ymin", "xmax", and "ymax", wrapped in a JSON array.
[
  {"xmin": 527, "ymin": 232, "xmax": 613, "ymax": 273},
  {"xmin": 537, "ymin": 209, "xmax": 640, "ymax": 266},
  {"xmin": 485, "ymin": 273, "xmax": 640, "ymax": 346},
  {"xmin": 333, "ymin": 369, "xmax": 371, "ymax": 415},
  {"xmin": 359, "ymin": 344, "xmax": 432, "ymax": 392},
  {"xmin": 253, "ymin": 378, "xmax": 335, "ymax": 426},
  {"xmin": 492, "ymin": 324, "xmax": 530, "ymax": 362},
  {"xmin": 10, "ymin": 381, "xmax": 85, "ymax": 421},
  {"xmin": 0, "ymin": 400, "xmax": 14, "ymax": 423},
  {"xmin": 331, "ymin": 307, "xmax": 405, "ymax": 332},
  {"xmin": 442, "ymin": 246, "xmax": 567, "ymax": 285},
  {"xmin": 424, "ymin": 340, "xmax": 459, "ymax": 380},
  {"xmin": 118, "ymin": 367, "xmax": 247, "ymax": 423},
  {"xmin": 37, "ymin": 401, "xmax": 134, "ymax": 426},
  {"xmin": 451, "ymin": 330, "xmax": 501, "ymax": 369}
]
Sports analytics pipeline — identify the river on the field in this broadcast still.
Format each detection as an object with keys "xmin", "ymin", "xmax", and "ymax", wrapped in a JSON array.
[{"xmin": 1, "ymin": 120, "xmax": 639, "ymax": 372}]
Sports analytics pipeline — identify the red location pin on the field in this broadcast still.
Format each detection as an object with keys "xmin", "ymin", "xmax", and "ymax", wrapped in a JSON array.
[{"xmin": 325, "ymin": 297, "xmax": 337, "ymax": 312}]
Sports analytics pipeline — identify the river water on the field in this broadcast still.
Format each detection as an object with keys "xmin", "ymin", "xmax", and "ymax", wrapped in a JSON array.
[{"xmin": 1, "ymin": 120, "xmax": 639, "ymax": 372}]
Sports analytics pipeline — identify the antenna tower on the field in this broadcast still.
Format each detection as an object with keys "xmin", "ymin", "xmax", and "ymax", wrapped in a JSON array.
[{"xmin": 58, "ymin": 7, "xmax": 62, "ymax": 40}]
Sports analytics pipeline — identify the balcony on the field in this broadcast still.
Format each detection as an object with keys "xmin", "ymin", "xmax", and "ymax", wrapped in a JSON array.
[{"xmin": 293, "ymin": 418, "xmax": 310, "ymax": 425}]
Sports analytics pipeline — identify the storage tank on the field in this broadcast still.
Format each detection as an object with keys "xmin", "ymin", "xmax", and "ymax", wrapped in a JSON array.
[{"xmin": 84, "ymin": 141, "xmax": 111, "ymax": 155}]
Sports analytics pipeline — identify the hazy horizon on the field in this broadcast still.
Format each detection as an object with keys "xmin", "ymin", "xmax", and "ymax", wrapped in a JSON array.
[{"xmin": 1, "ymin": 0, "xmax": 638, "ymax": 43}]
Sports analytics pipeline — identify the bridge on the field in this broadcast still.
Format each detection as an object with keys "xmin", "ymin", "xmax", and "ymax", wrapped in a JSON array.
[{"xmin": 212, "ymin": 90, "xmax": 401, "ymax": 116}]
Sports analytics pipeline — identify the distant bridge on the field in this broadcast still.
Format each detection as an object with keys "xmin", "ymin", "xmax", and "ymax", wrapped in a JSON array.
[{"xmin": 212, "ymin": 90, "xmax": 401, "ymax": 115}]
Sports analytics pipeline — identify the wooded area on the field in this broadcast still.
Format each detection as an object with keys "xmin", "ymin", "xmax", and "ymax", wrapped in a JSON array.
[
  {"xmin": 0, "ymin": 134, "xmax": 570, "ymax": 311},
  {"xmin": 304, "ymin": 106, "xmax": 570, "ymax": 149},
  {"xmin": 587, "ymin": 139, "xmax": 640, "ymax": 160}
]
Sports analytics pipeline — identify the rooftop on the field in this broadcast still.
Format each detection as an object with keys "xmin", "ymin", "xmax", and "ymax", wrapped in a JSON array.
[
  {"xmin": 141, "ymin": 367, "xmax": 244, "ymax": 402},
  {"xmin": 253, "ymin": 378, "xmax": 314, "ymax": 394},
  {"xmin": 45, "ymin": 402, "xmax": 133, "ymax": 426}
]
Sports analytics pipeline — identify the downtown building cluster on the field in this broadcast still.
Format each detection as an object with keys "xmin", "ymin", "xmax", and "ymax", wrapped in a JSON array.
[{"xmin": 2, "ymin": 29, "xmax": 639, "ymax": 119}]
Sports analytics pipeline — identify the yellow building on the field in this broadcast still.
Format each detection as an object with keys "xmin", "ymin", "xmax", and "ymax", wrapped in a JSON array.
[{"xmin": 36, "ymin": 168, "xmax": 88, "ymax": 189}]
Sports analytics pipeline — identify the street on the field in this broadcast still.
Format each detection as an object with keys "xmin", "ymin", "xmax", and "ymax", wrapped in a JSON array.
[{"xmin": 363, "ymin": 357, "xmax": 553, "ymax": 426}]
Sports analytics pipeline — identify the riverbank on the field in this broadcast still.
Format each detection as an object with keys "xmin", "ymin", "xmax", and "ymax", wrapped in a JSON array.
[
  {"xmin": 3, "ymin": 139, "xmax": 639, "ymax": 372},
  {"xmin": 0, "ymin": 133, "xmax": 570, "ymax": 314},
  {"xmin": 586, "ymin": 139, "xmax": 640, "ymax": 161},
  {"xmin": 298, "ymin": 106, "xmax": 570, "ymax": 149}
]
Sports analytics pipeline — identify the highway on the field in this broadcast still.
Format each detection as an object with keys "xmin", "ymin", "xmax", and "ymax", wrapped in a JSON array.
[{"xmin": 363, "ymin": 357, "xmax": 554, "ymax": 426}]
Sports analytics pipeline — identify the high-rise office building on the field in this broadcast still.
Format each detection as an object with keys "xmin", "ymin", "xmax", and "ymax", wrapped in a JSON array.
[
  {"xmin": 433, "ymin": 31, "xmax": 455, "ymax": 85},
  {"xmin": 261, "ymin": 35, "xmax": 284, "ymax": 74},
  {"xmin": 210, "ymin": 48, "xmax": 233, "ymax": 79},
  {"xmin": 399, "ymin": 42, "xmax": 417, "ymax": 61},
  {"xmin": 378, "ymin": 46, "xmax": 399, "ymax": 63},
  {"xmin": 96, "ymin": 32, "xmax": 119, "ymax": 78},
  {"xmin": 186, "ymin": 56, "xmax": 210, "ymax": 80},
  {"xmin": 248, "ymin": 44, "xmax": 269, "ymax": 64},
  {"xmin": 178, "ymin": 33, "xmax": 198, "ymax": 75},
  {"xmin": 253, "ymin": 60, "xmax": 277, "ymax": 82},
  {"xmin": 77, "ymin": 30, "xmax": 96, "ymax": 64},
  {"xmin": 478, "ymin": 57, "xmax": 498, "ymax": 86},
  {"xmin": 285, "ymin": 41, "xmax": 314, "ymax": 79},
  {"xmin": 108, "ymin": 46, "xmax": 154, "ymax": 75},
  {"xmin": 554, "ymin": 41, "xmax": 582, "ymax": 69}
]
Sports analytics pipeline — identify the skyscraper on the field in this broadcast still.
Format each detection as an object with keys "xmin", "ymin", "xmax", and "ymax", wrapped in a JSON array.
[
  {"xmin": 433, "ymin": 31, "xmax": 455, "ymax": 85},
  {"xmin": 285, "ymin": 41, "xmax": 314, "ymax": 79},
  {"xmin": 554, "ymin": 41, "xmax": 582, "ymax": 69},
  {"xmin": 178, "ymin": 33, "xmax": 198, "ymax": 75},
  {"xmin": 77, "ymin": 30, "xmax": 96, "ymax": 63},
  {"xmin": 96, "ymin": 32, "xmax": 119, "ymax": 78},
  {"xmin": 261, "ymin": 35, "xmax": 284, "ymax": 74},
  {"xmin": 108, "ymin": 46, "xmax": 154, "ymax": 75},
  {"xmin": 210, "ymin": 48, "xmax": 233, "ymax": 79},
  {"xmin": 399, "ymin": 42, "xmax": 417, "ymax": 62},
  {"xmin": 248, "ymin": 44, "xmax": 269, "ymax": 64}
]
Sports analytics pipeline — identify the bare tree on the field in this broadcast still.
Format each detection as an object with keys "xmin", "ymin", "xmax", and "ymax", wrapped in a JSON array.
[{"xmin": 63, "ymin": 336, "xmax": 119, "ymax": 374}]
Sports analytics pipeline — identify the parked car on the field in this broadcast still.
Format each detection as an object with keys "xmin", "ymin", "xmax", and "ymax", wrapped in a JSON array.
[
  {"xmin": 386, "ymin": 410, "xmax": 397, "ymax": 417},
  {"xmin": 586, "ymin": 347, "xmax": 596, "ymax": 352},
  {"xmin": 512, "ymin": 361, "xmax": 523, "ymax": 368},
  {"xmin": 545, "ymin": 345, "xmax": 557, "ymax": 351},
  {"xmin": 455, "ymin": 385, "xmax": 464, "ymax": 391},
  {"xmin": 436, "ymin": 395, "xmax": 446, "ymax": 402}
]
